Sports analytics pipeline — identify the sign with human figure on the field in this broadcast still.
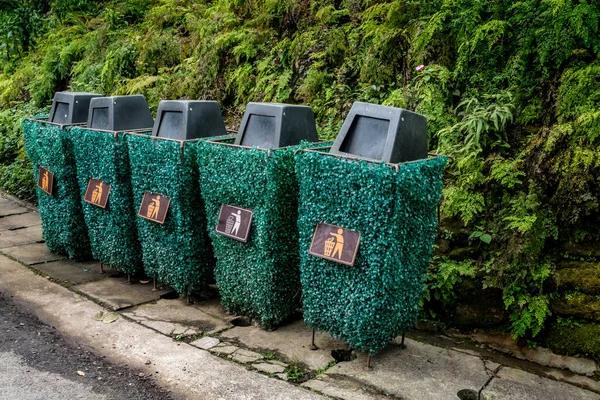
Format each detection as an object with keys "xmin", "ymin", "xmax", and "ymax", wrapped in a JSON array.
[
  {"xmin": 309, "ymin": 223, "xmax": 360, "ymax": 266},
  {"xmin": 37, "ymin": 167, "xmax": 54, "ymax": 196},
  {"xmin": 84, "ymin": 178, "xmax": 111, "ymax": 208},
  {"xmin": 215, "ymin": 204, "xmax": 253, "ymax": 242},
  {"xmin": 138, "ymin": 192, "xmax": 171, "ymax": 224}
]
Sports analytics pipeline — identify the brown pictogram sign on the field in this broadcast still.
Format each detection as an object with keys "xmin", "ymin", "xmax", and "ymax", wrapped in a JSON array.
[
  {"xmin": 308, "ymin": 223, "xmax": 361, "ymax": 266},
  {"xmin": 37, "ymin": 167, "xmax": 55, "ymax": 196},
  {"xmin": 84, "ymin": 178, "xmax": 111, "ymax": 208},
  {"xmin": 215, "ymin": 204, "xmax": 254, "ymax": 243},
  {"xmin": 138, "ymin": 193, "xmax": 171, "ymax": 224}
]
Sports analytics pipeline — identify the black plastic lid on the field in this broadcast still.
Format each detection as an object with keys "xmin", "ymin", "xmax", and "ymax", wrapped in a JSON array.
[
  {"xmin": 234, "ymin": 102, "xmax": 319, "ymax": 149},
  {"xmin": 87, "ymin": 95, "xmax": 154, "ymax": 132},
  {"xmin": 329, "ymin": 102, "xmax": 428, "ymax": 163},
  {"xmin": 152, "ymin": 100, "xmax": 227, "ymax": 140},
  {"xmin": 49, "ymin": 92, "xmax": 102, "ymax": 125}
]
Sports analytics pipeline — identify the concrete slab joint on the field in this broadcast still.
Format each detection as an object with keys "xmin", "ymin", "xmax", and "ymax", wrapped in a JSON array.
[
  {"xmin": 191, "ymin": 336, "xmax": 220, "ymax": 350},
  {"xmin": 253, "ymin": 362, "xmax": 286, "ymax": 374},
  {"xmin": 232, "ymin": 349, "xmax": 264, "ymax": 364},
  {"xmin": 121, "ymin": 299, "xmax": 232, "ymax": 336},
  {"xmin": 2, "ymin": 242, "xmax": 66, "ymax": 265},
  {"xmin": 210, "ymin": 344, "xmax": 239, "ymax": 355}
]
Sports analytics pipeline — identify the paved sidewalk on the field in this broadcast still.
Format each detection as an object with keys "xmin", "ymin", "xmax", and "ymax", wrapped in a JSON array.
[{"xmin": 1, "ymin": 193, "xmax": 599, "ymax": 400}]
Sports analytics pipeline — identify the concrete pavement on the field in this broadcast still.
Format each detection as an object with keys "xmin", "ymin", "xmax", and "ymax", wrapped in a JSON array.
[
  {"xmin": 0, "ymin": 292, "xmax": 173, "ymax": 400},
  {"xmin": 0, "ymin": 352, "xmax": 107, "ymax": 400}
]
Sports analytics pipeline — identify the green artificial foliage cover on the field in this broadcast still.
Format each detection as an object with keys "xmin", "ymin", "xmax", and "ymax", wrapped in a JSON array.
[
  {"xmin": 127, "ymin": 135, "xmax": 215, "ymax": 295},
  {"xmin": 295, "ymin": 150, "xmax": 447, "ymax": 354},
  {"xmin": 22, "ymin": 118, "xmax": 91, "ymax": 259},
  {"xmin": 70, "ymin": 127, "xmax": 144, "ymax": 274},
  {"xmin": 196, "ymin": 140, "xmax": 324, "ymax": 328}
]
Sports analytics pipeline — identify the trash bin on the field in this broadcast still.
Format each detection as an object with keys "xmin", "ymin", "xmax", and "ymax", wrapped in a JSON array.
[
  {"xmin": 197, "ymin": 102, "xmax": 323, "ymax": 329},
  {"xmin": 22, "ymin": 91, "xmax": 101, "ymax": 259},
  {"xmin": 70, "ymin": 95, "xmax": 154, "ymax": 276},
  {"xmin": 295, "ymin": 102, "xmax": 447, "ymax": 358},
  {"xmin": 127, "ymin": 100, "xmax": 227, "ymax": 295}
]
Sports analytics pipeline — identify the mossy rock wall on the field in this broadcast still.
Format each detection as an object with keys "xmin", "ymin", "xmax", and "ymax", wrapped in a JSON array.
[
  {"xmin": 545, "ymin": 321, "xmax": 600, "ymax": 361},
  {"xmin": 71, "ymin": 127, "xmax": 143, "ymax": 274},
  {"xmin": 425, "ymin": 235, "xmax": 600, "ymax": 362},
  {"xmin": 452, "ymin": 279, "xmax": 507, "ymax": 327},
  {"xmin": 22, "ymin": 118, "xmax": 91, "ymax": 259},
  {"xmin": 551, "ymin": 261, "xmax": 600, "ymax": 295},
  {"xmin": 542, "ymin": 257, "xmax": 600, "ymax": 359},
  {"xmin": 561, "ymin": 243, "xmax": 600, "ymax": 259},
  {"xmin": 551, "ymin": 293, "xmax": 600, "ymax": 321}
]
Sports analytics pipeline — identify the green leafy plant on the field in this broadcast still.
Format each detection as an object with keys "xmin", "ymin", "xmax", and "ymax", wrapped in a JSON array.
[
  {"xmin": 284, "ymin": 363, "xmax": 305, "ymax": 382},
  {"xmin": 469, "ymin": 228, "xmax": 492, "ymax": 245},
  {"xmin": 422, "ymin": 257, "xmax": 477, "ymax": 318}
]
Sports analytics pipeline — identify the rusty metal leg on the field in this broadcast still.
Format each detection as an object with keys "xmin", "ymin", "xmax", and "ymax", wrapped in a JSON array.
[
  {"xmin": 152, "ymin": 278, "xmax": 157, "ymax": 291},
  {"xmin": 310, "ymin": 329, "xmax": 318, "ymax": 350},
  {"xmin": 400, "ymin": 333, "xmax": 407, "ymax": 349},
  {"xmin": 365, "ymin": 354, "xmax": 373, "ymax": 371},
  {"xmin": 100, "ymin": 262, "xmax": 105, "ymax": 275}
]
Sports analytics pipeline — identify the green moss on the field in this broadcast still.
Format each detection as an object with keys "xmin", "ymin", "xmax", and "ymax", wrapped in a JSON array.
[
  {"xmin": 551, "ymin": 293, "xmax": 600, "ymax": 321},
  {"xmin": 557, "ymin": 261, "xmax": 600, "ymax": 270},
  {"xmin": 453, "ymin": 302, "xmax": 507, "ymax": 327},
  {"xmin": 562, "ymin": 243, "xmax": 600, "ymax": 259},
  {"xmin": 552, "ymin": 263, "xmax": 600, "ymax": 295},
  {"xmin": 545, "ymin": 321, "xmax": 600, "ymax": 359},
  {"xmin": 447, "ymin": 247, "xmax": 477, "ymax": 261}
]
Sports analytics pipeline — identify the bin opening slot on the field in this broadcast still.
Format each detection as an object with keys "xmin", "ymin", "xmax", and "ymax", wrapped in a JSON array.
[
  {"xmin": 330, "ymin": 102, "xmax": 428, "ymax": 163},
  {"xmin": 90, "ymin": 107, "xmax": 109, "ymax": 130},
  {"xmin": 240, "ymin": 114, "xmax": 276, "ymax": 148},
  {"xmin": 339, "ymin": 116, "xmax": 389, "ymax": 161},
  {"xmin": 157, "ymin": 111, "xmax": 184, "ymax": 138},
  {"xmin": 51, "ymin": 102, "xmax": 70, "ymax": 124},
  {"xmin": 49, "ymin": 92, "xmax": 102, "ymax": 125}
]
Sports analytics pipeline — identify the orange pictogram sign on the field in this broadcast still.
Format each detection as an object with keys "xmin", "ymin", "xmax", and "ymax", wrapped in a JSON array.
[
  {"xmin": 309, "ymin": 223, "xmax": 360, "ymax": 266},
  {"xmin": 138, "ymin": 193, "xmax": 171, "ymax": 224},
  {"xmin": 37, "ymin": 167, "xmax": 55, "ymax": 195},
  {"xmin": 84, "ymin": 178, "xmax": 111, "ymax": 208}
]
